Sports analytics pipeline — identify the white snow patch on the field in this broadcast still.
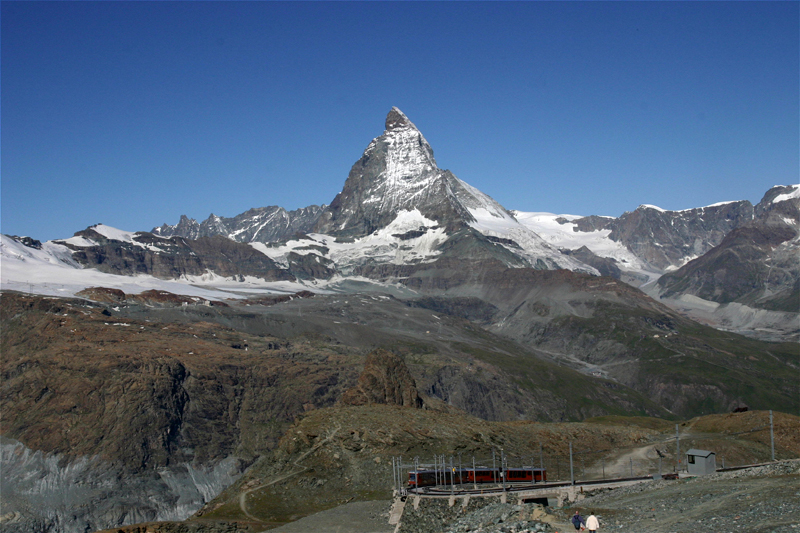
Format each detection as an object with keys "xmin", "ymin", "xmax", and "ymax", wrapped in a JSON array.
[
  {"xmin": 252, "ymin": 210, "xmax": 447, "ymax": 273},
  {"xmin": 91, "ymin": 224, "xmax": 137, "ymax": 243},
  {"xmin": 512, "ymin": 211, "xmax": 664, "ymax": 284},
  {"xmin": 465, "ymin": 206, "xmax": 597, "ymax": 273},
  {"xmin": 773, "ymin": 184, "xmax": 800, "ymax": 204},
  {"xmin": 696, "ymin": 201, "xmax": 738, "ymax": 210}
]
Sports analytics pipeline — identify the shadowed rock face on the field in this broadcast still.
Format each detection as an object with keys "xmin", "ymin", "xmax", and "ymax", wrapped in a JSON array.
[
  {"xmin": 340, "ymin": 349, "xmax": 423, "ymax": 408},
  {"xmin": 561, "ymin": 246, "xmax": 622, "ymax": 279}
]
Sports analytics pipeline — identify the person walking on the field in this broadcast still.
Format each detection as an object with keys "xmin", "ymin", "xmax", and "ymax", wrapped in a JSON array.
[
  {"xmin": 571, "ymin": 510, "xmax": 586, "ymax": 531},
  {"xmin": 585, "ymin": 512, "xmax": 599, "ymax": 532}
]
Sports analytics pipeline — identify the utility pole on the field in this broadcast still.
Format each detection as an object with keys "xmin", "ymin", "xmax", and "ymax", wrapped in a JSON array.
[
  {"xmin": 539, "ymin": 443, "xmax": 544, "ymax": 481},
  {"xmin": 450, "ymin": 456, "xmax": 454, "ymax": 493},
  {"xmin": 569, "ymin": 441, "xmax": 574, "ymax": 485},
  {"xmin": 501, "ymin": 450, "xmax": 506, "ymax": 492},
  {"xmin": 770, "ymin": 410, "xmax": 775, "ymax": 462},
  {"xmin": 493, "ymin": 449, "xmax": 497, "ymax": 485},
  {"xmin": 675, "ymin": 424, "xmax": 681, "ymax": 472},
  {"xmin": 530, "ymin": 455, "xmax": 534, "ymax": 485}
]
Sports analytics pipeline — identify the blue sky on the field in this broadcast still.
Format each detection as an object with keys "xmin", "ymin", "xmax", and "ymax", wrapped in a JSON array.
[{"xmin": 2, "ymin": 1, "xmax": 798, "ymax": 241}]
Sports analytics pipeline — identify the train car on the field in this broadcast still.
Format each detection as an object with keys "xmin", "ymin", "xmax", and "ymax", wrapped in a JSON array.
[
  {"xmin": 504, "ymin": 467, "xmax": 547, "ymax": 483},
  {"xmin": 408, "ymin": 469, "xmax": 438, "ymax": 488},
  {"xmin": 408, "ymin": 467, "xmax": 546, "ymax": 488}
]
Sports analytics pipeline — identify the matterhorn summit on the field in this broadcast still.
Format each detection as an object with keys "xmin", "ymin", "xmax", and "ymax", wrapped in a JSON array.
[{"xmin": 313, "ymin": 107, "xmax": 513, "ymax": 238}]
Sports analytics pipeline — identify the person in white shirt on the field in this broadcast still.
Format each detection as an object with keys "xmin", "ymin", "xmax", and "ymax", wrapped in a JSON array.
[{"xmin": 585, "ymin": 512, "xmax": 599, "ymax": 532}]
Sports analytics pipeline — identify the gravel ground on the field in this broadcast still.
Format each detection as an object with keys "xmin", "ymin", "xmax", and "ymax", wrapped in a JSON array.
[
  {"xmin": 265, "ymin": 500, "xmax": 394, "ymax": 533},
  {"xmin": 562, "ymin": 460, "xmax": 800, "ymax": 533}
]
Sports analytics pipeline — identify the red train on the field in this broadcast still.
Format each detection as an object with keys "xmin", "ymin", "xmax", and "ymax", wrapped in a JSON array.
[{"xmin": 408, "ymin": 467, "xmax": 546, "ymax": 488}]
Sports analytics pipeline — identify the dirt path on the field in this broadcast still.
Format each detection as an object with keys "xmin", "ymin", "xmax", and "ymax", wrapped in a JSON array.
[
  {"xmin": 583, "ymin": 427, "xmax": 722, "ymax": 480},
  {"xmin": 239, "ymin": 424, "xmax": 341, "ymax": 522},
  {"xmin": 598, "ymin": 443, "xmax": 661, "ymax": 478}
]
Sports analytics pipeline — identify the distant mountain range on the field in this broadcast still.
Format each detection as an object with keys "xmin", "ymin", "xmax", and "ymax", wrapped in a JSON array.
[{"xmin": 5, "ymin": 107, "xmax": 796, "ymax": 339}]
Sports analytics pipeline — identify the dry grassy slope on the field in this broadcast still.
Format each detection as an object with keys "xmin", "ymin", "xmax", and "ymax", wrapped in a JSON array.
[
  {"xmin": 194, "ymin": 405, "xmax": 800, "ymax": 530},
  {"xmin": 0, "ymin": 292, "xmax": 364, "ymax": 471},
  {"xmin": 676, "ymin": 410, "xmax": 800, "ymax": 465}
]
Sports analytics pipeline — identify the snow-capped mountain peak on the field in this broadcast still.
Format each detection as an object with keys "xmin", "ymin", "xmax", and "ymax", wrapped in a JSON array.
[{"xmin": 306, "ymin": 108, "xmax": 592, "ymax": 272}]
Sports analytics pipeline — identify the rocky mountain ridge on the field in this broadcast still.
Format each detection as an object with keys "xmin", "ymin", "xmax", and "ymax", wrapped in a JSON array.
[
  {"xmin": 569, "ymin": 199, "xmax": 755, "ymax": 271},
  {"xmin": 153, "ymin": 205, "xmax": 325, "ymax": 244},
  {"xmin": 657, "ymin": 184, "xmax": 800, "ymax": 312}
]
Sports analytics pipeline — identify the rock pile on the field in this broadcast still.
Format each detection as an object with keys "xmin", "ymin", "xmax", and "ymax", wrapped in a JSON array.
[
  {"xmin": 443, "ymin": 502, "xmax": 554, "ymax": 533},
  {"xmin": 398, "ymin": 499, "xmax": 554, "ymax": 533}
]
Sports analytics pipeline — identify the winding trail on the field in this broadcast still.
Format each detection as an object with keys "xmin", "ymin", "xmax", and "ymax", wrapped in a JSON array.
[{"xmin": 239, "ymin": 424, "xmax": 341, "ymax": 522}]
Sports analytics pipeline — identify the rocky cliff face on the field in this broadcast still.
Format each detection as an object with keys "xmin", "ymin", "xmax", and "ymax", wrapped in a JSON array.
[
  {"xmin": 0, "ymin": 439, "xmax": 241, "ymax": 533},
  {"xmin": 153, "ymin": 205, "xmax": 325, "ymax": 244},
  {"xmin": 657, "ymin": 185, "xmax": 799, "ymax": 311},
  {"xmin": 339, "ymin": 349, "xmax": 423, "ymax": 408},
  {"xmin": 358, "ymin": 256, "xmax": 800, "ymax": 418}
]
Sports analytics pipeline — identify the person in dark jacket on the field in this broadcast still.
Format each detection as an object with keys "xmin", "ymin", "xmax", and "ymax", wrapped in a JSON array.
[{"xmin": 571, "ymin": 510, "xmax": 586, "ymax": 530}]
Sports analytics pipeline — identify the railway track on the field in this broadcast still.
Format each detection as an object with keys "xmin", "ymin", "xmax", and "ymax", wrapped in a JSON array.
[{"xmin": 408, "ymin": 474, "xmax": 658, "ymax": 497}]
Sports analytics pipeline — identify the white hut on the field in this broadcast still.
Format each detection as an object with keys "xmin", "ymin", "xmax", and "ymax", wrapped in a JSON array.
[{"xmin": 686, "ymin": 449, "xmax": 716, "ymax": 475}]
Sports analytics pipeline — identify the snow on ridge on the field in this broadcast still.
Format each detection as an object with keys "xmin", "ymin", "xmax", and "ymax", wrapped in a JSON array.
[
  {"xmin": 61, "ymin": 224, "xmax": 172, "ymax": 248},
  {"xmin": 466, "ymin": 208, "xmax": 599, "ymax": 273},
  {"xmin": 448, "ymin": 177, "xmax": 509, "ymax": 216},
  {"xmin": 0, "ymin": 234, "xmax": 321, "ymax": 300},
  {"xmin": 695, "ymin": 200, "xmax": 738, "ymax": 210},
  {"xmin": 91, "ymin": 224, "xmax": 136, "ymax": 243},
  {"xmin": 639, "ymin": 204, "xmax": 666, "ymax": 212},
  {"xmin": 61, "ymin": 235, "xmax": 98, "ymax": 247},
  {"xmin": 773, "ymin": 184, "xmax": 800, "ymax": 204},
  {"xmin": 251, "ymin": 209, "xmax": 447, "ymax": 272},
  {"xmin": 511, "ymin": 211, "xmax": 658, "ymax": 280}
]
